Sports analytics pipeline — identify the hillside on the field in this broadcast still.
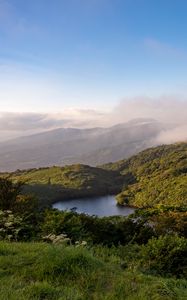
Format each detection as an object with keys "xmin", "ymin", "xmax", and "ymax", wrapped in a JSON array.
[
  {"xmin": 0, "ymin": 241, "xmax": 187, "ymax": 300},
  {"xmin": 6, "ymin": 164, "xmax": 123, "ymax": 206},
  {"xmin": 0, "ymin": 119, "xmax": 169, "ymax": 171},
  {"xmin": 1, "ymin": 142, "xmax": 186, "ymax": 208},
  {"xmin": 103, "ymin": 143, "xmax": 187, "ymax": 207}
]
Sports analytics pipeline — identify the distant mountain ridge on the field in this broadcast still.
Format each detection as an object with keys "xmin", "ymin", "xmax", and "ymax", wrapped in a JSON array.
[{"xmin": 0, "ymin": 118, "xmax": 171, "ymax": 171}]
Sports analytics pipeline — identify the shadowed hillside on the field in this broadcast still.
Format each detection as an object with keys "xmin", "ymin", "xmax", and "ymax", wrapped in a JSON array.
[{"xmin": 4, "ymin": 164, "xmax": 123, "ymax": 206}]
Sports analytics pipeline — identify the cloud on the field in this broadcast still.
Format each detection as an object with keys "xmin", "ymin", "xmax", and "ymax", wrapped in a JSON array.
[
  {"xmin": 0, "ymin": 109, "xmax": 106, "ymax": 141},
  {"xmin": 111, "ymin": 96, "xmax": 187, "ymax": 124},
  {"xmin": 108, "ymin": 96, "xmax": 187, "ymax": 144},
  {"xmin": 154, "ymin": 124, "xmax": 187, "ymax": 144},
  {"xmin": 0, "ymin": 95, "xmax": 187, "ymax": 145}
]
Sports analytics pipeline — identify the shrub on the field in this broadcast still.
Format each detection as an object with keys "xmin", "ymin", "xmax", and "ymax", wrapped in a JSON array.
[
  {"xmin": 0, "ymin": 177, "xmax": 23, "ymax": 210},
  {"xmin": 140, "ymin": 235, "xmax": 187, "ymax": 277},
  {"xmin": 0, "ymin": 210, "xmax": 38, "ymax": 241}
]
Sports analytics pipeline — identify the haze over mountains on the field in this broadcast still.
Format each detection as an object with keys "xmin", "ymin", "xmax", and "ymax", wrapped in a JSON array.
[{"xmin": 0, "ymin": 118, "xmax": 174, "ymax": 171}]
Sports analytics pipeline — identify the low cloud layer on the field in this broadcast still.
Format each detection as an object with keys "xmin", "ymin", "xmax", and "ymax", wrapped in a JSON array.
[
  {"xmin": 111, "ymin": 96, "xmax": 187, "ymax": 144},
  {"xmin": 0, "ymin": 109, "xmax": 106, "ymax": 141},
  {"xmin": 0, "ymin": 96, "xmax": 187, "ymax": 144}
]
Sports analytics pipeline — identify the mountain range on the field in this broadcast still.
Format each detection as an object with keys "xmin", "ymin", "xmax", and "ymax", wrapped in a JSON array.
[{"xmin": 0, "ymin": 118, "xmax": 172, "ymax": 171}]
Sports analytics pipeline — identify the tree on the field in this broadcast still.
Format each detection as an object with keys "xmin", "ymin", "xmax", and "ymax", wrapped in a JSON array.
[{"xmin": 0, "ymin": 177, "xmax": 24, "ymax": 210}]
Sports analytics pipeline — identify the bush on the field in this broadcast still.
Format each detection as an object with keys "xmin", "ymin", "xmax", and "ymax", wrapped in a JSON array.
[
  {"xmin": 140, "ymin": 235, "xmax": 187, "ymax": 277},
  {"xmin": 0, "ymin": 210, "xmax": 39, "ymax": 241},
  {"xmin": 0, "ymin": 177, "xmax": 23, "ymax": 210}
]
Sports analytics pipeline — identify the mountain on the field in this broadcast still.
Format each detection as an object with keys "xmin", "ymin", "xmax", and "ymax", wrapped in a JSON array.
[
  {"xmin": 0, "ymin": 118, "xmax": 169, "ymax": 171},
  {"xmin": 103, "ymin": 142, "xmax": 187, "ymax": 207},
  {"xmin": 4, "ymin": 142, "xmax": 187, "ymax": 208}
]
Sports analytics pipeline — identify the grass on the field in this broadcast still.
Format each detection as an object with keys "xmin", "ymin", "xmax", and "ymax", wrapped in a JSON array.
[{"xmin": 0, "ymin": 242, "xmax": 187, "ymax": 299}]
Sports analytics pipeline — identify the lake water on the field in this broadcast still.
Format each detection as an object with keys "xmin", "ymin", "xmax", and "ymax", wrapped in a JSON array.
[{"xmin": 53, "ymin": 195, "xmax": 135, "ymax": 217}]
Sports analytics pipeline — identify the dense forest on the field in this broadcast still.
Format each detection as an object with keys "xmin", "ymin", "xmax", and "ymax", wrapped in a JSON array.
[
  {"xmin": 104, "ymin": 142, "xmax": 187, "ymax": 207},
  {"xmin": 0, "ymin": 143, "xmax": 187, "ymax": 299}
]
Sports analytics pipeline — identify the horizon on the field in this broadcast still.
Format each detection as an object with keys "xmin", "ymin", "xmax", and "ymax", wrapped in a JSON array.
[{"xmin": 0, "ymin": 0, "xmax": 187, "ymax": 143}]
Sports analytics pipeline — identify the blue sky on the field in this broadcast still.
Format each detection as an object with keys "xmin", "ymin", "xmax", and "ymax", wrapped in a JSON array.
[{"xmin": 1, "ymin": 0, "xmax": 187, "ymax": 112}]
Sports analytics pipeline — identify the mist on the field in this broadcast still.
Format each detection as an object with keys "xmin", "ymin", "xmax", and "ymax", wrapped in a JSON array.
[
  {"xmin": 109, "ymin": 96, "xmax": 187, "ymax": 144},
  {"xmin": 0, "ymin": 96, "xmax": 187, "ymax": 144},
  {"xmin": 0, "ymin": 109, "xmax": 105, "ymax": 141}
]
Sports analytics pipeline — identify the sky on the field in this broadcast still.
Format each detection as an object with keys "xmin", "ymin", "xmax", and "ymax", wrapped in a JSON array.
[{"xmin": 1, "ymin": 0, "xmax": 187, "ymax": 113}]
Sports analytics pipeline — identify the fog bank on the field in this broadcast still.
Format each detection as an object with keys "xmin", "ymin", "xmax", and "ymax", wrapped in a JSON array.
[{"xmin": 0, "ymin": 96, "xmax": 187, "ymax": 144}]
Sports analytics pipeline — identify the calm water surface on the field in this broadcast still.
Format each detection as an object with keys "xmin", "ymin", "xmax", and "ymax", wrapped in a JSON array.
[{"xmin": 53, "ymin": 195, "xmax": 135, "ymax": 217}]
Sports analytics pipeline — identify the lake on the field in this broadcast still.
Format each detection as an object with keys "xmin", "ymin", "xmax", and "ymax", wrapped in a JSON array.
[{"xmin": 53, "ymin": 195, "xmax": 135, "ymax": 217}]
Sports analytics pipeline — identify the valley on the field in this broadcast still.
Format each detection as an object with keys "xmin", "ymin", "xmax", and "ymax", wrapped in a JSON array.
[{"xmin": 2, "ymin": 142, "xmax": 186, "ymax": 211}]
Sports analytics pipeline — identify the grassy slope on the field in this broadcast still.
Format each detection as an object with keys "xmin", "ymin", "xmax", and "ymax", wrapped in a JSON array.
[
  {"xmin": 0, "ymin": 241, "xmax": 187, "ymax": 300},
  {"xmin": 4, "ymin": 164, "xmax": 123, "ymax": 206},
  {"xmin": 103, "ymin": 143, "xmax": 187, "ymax": 207}
]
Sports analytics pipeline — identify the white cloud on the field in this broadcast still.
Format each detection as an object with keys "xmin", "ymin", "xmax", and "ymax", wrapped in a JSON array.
[
  {"xmin": 154, "ymin": 124, "xmax": 187, "ymax": 144},
  {"xmin": 108, "ymin": 96, "xmax": 187, "ymax": 144},
  {"xmin": 0, "ymin": 95, "xmax": 187, "ymax": 144},
  {"xmin": 111, "ymin": 96, "xmax": 187, "ymax": 124},
  {"xmin": 0, "ymin": 109, "xmax": 106, "ymax": 141}
]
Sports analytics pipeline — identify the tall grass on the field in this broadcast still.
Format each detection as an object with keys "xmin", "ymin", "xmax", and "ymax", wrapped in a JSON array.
[{"xmin": 0, "ymin": 242, "xmax": 187, "ymax": 300}]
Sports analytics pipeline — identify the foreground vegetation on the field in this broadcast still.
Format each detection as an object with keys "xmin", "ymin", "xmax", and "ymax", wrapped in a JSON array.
[
  {"xmin": 0, "ymin": 142, "xmax": 186, "ymax": 299},
  {"xmin": 0, "ymin": 241, "xmax": 187, "ymax": 300}
]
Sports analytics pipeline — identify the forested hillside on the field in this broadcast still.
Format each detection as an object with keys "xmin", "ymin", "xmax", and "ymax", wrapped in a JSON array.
[
  {"xmin": 2, "ymin": 143, "xmax": 187, "ymax": 208},
  {"xmin": 3, "ymin": 164, "xmax": 123, "ymax": 206},
  {"xmin": 104, "ymin": 143, "xmax": 187, "ymax": 207}
]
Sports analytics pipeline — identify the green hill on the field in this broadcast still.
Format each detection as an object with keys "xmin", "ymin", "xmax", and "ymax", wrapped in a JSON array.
[
  {"xmin": 103, "ymin": 143, "xmax": 187, "ymax": 207},
  {"xmin": 2, "ymin": 142, "xmax": 187, "ymax": 208},
  {"xmin": 4, "ymin": 164, "xmax": 123, "ymax": 206}
]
